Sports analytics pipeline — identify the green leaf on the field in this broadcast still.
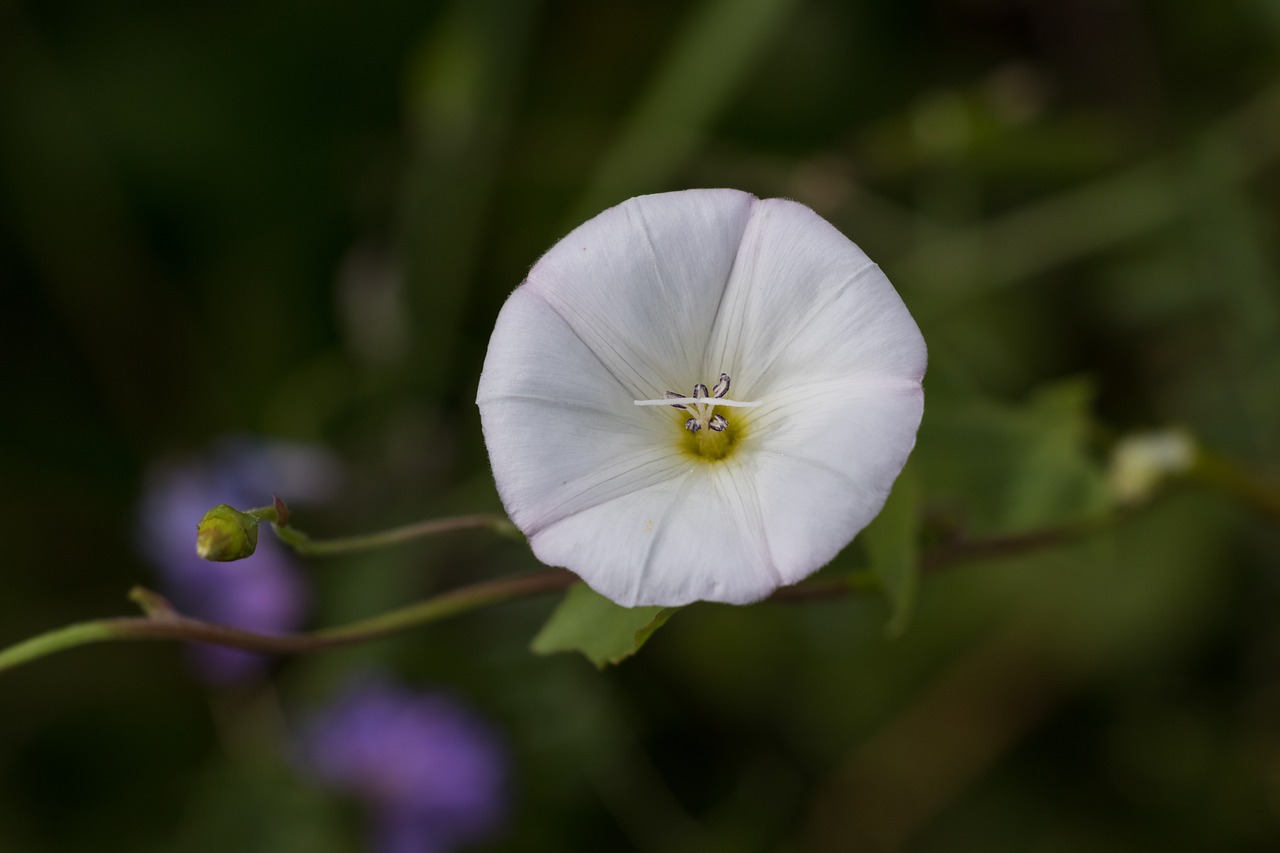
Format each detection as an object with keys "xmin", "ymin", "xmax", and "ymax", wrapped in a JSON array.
[
  {"xmin": 914, "ymin": 377, "xmax": 1109, "ymax": 535},
  {"xmin": 531, "ymin": 583, "xmax": 679, "ymax": 668},
  {"xmin": 862, "ymin": 467, "xmax": 922, "ymax": 637}
]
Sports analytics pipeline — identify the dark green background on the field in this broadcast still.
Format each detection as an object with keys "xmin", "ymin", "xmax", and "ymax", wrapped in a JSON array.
[{"xmin": 3, "ymin": 1, "xmax": 1280, "ymax": 850}]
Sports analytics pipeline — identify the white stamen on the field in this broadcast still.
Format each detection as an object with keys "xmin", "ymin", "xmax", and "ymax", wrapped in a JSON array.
[
  {"xmin": 635, "ymin": 373, "xmax": 757, "ymax": 435},
  {"xmin": 712, "ymin": 373, "xmax": 730, "ymax": 398}
]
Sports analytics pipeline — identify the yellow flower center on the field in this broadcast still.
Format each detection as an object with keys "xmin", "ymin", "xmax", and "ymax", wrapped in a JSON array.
[{"xmin": 634, "ymin": 373, "xmax": 759, "ymax": 462}]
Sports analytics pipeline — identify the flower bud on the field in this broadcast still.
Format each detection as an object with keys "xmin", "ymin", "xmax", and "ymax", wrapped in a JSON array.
[
  {"xmin": 195, "ymin": 504, "xmax": 260, "ymax": 561},
  {"xmin": 1108, "ymin": 429, "xmax": 1197, "ymax": 506}
]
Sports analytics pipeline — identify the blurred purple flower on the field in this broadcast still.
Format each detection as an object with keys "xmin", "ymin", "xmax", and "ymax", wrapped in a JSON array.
[
  {"xmin": 135, "ymin": 436, "xmax": 341, "ymax": 683},
  {"xmin": 295, "ymin": 677, "xmax": 508, "ymax": 853}
]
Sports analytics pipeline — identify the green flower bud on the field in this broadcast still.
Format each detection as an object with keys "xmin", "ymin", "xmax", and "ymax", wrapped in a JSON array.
[{"xmin": 195, "ymin": 504, "xmax": 260, "ymax": 562}]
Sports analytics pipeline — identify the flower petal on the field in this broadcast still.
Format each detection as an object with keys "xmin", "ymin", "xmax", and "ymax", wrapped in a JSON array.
[
  {"xmin": 478, "ymin": 288, "xmax": 690, "ymax": 534},
  {"xmin": 704, "ymin": 198, "xmax": 926, "ymax": 398},
  {"xmin": 745, "ymin": 378, "xmax": 925, "ymax": 583},
  {"xmin": 524, "ymin": 189, "xmax": 757, "ymax": 398},
  {"xmin": 528, "ymin": 460, "xmax": 782, "ymax": 607}
]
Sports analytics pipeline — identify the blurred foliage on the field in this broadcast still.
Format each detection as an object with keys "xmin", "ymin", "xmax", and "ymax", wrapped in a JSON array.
[
  {"xmin": 862, "ymin": 462, "xmax": 921, "ymax": 638},
  {"xmin": 3, "ymin": 0, "xmax": 1280, "ymax": 851}
]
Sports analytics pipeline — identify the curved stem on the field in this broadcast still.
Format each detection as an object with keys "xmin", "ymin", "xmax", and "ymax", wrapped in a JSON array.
[
  {"xmin": 0, "ymin": 621, "xmax": 124, "ymax": 672},
  {"xmin": 1192, "ymin": 453, "xmax": 1280, "ymax": 521},
  {"xmin": 270, "ymin": 513, "xmax": 520, "ymax": 557},
  {"xmin": 0, "ymin": 570, "xmax": 575, "ymax": 676},
  {"xmin": 312, "ymin": 569, "xmax": 571, "ymax": 642},
  {"xmin": 0, "ymin": 515, "xmax": 1124, "ymax": 677},
  {"xmin": 768, "ymin": 520, "xmax": 1102, "ymax": 602}
]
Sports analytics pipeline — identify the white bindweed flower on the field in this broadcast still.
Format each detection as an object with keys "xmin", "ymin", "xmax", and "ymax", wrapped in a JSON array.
[{"xmin": 477, "ymin": 189, "xmax": 927, "ymax": 607}]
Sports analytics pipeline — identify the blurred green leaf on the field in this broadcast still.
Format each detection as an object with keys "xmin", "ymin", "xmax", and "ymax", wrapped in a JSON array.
[
  {"xmin": 915, "ymin": 378, "xmax": 1109, "ymax": 535},
  {"xmin": 399, "ymin": 0, "xmax": 540, "ymax": 398},
  {"xmin": 573, "ymin": 0, "xmax": 796, "ymax": 218},
  {"xmin": 862, "ymin": 466, "xmax": 921, "ymax": 637},
  {"xmin": 531, "ymin": 583, "xmax": 679, "ymax": 668}
]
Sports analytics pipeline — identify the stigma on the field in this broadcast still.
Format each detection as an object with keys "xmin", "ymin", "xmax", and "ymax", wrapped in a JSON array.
[{"xmin": 633, "ymin": 373, "xmax": 761, "ymax": 433}]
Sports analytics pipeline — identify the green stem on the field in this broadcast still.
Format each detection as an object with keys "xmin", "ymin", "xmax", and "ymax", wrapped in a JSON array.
[
  {"xmin": 1192, "ymin": 453, "xmax": 1280, "ymax": 521},
  {"xmin": 0, "ymin": 621, "xmax": 125, "ymax": 674},
  {"xmin": 311, "ymin": 569, "xmax": 569, "ymax": 642},
  {"xmin": 0, "ymin": 570, "xmax": 575, "ymax": 677},
  {"xmin": 269, "ymin": 513, "xmax": 520, "ymax": 558}
]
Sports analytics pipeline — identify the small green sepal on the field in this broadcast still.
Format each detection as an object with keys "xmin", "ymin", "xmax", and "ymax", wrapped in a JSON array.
[
  {"xmin": 195, "ymin": 504, "xmax": 260, "ymax": 562},
  {"xmin": 128, "ymin": 586, "xmax": 178, "ymax": 619}
]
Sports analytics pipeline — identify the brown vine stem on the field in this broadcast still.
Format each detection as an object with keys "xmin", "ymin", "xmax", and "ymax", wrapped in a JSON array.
[
  {"xmin": 0, "ymin": 518, "xmax": 1114, "ymax": 676},
  {"xmin": 0, "ymin": 571, "xmax": 576, "ymax": 676},
  {"xmin": 767, "ymin": 521, "xmax": 1099, "ymax": 603}
]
